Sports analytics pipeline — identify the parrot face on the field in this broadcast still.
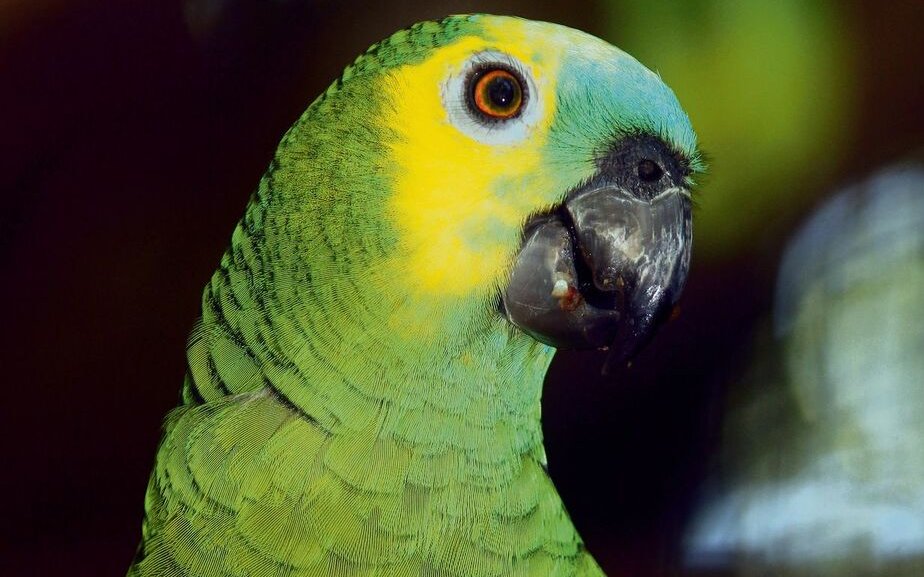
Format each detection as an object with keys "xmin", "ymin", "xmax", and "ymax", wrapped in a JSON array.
[{"xmin": 377, "ymin": 16, "xmax": 699, "ymax": 359}]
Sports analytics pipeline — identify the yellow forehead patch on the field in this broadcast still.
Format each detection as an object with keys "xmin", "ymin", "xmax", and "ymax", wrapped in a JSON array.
[{"xmin": 381, "ymin": 21, "xmax": 568, "ymax": 300}]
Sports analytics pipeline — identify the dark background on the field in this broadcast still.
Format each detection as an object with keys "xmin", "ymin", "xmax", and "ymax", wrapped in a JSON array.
[{"xmin": 2, "ymin": 1, "xmax": 923, "ymax": 575}]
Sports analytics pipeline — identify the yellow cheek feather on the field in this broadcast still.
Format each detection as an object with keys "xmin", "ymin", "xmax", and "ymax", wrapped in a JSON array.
[{"xmin": 382, "ymin": 25, "xmax": 565, "ymax": 299}]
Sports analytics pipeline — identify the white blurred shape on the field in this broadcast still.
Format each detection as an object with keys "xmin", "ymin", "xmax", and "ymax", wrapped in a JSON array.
[{"xmin": 686, "ymin": 164, "xmax": 924, "ymax": 574}]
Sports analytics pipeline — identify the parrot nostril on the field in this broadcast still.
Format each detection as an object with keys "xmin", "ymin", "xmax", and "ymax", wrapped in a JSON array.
[{"xmin": 637, "ymin": 159, "xmax": 664, "ymax": 182}]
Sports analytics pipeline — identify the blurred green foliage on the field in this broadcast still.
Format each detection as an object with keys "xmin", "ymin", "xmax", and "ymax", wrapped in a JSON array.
[{"xmin": 604, "ymin": 0, "xmax": 856, "ymax": 260}]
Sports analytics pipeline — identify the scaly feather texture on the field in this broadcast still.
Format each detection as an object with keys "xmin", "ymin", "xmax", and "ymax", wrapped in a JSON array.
[{"xmin": 129, "ymin": 14, "xmax": 697, "ymax": 577}]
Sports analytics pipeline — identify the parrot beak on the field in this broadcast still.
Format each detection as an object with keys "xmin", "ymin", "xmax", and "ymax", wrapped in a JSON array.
[{"xmin": 501, "ymin": 178, "xmax": 692, "ymax": 366}]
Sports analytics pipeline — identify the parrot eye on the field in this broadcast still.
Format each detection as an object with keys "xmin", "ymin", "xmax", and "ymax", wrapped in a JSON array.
[
  {"xmin": 637, "ymin": 159, "xmax": 664, "ymax": 182},
  {"xmin": 469, "ymin": 68, "xmax": 524, "ymax": 120},
  {"xmin": 443, "ymin": 52, "xmax": 541, "ymax": 145}
]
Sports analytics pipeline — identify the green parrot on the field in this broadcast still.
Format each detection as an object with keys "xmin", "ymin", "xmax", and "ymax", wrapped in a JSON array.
[{"xmin": 128, "ymin": 14, "xmax": 700, "ymax": 577}]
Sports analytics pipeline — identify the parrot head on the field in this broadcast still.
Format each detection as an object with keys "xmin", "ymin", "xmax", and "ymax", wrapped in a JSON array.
[{"xmin": 265, "ymin": 14, "xmax": 700, "ymax": 370}]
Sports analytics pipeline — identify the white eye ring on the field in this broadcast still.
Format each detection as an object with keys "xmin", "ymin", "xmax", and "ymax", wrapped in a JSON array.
[{"xmin": 442, "ymin": 51, "xmax": 543, "ymax": 146}]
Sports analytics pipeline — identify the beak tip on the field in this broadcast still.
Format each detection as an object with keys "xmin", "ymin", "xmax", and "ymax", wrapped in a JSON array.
[
  {"xmin": 599, "ymin": 294, "xmax": 677, "ymax": 375},
  {"xmin": 600, "ymin": 335, "xmax": 642, "ymax": 376}
]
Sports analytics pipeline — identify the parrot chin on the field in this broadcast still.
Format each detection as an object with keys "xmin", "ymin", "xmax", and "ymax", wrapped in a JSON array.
[{"xmin": 500, "ymin": 135, "xmax": 693, "ymax": 366}]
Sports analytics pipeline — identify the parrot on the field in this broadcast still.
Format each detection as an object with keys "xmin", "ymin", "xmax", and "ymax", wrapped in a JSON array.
[{"xmin": 128, "ymin": 14, "xmax": 700, "ymax": 577}]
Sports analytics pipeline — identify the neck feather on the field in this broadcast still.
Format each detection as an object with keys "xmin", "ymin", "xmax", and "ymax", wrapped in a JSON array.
[{"xmin": 183, "ymin": 192, "xmax": 554, "ymax": 464}]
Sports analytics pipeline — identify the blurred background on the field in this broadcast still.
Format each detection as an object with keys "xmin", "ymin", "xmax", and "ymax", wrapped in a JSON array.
[{"xmin": 2, "ymin": 1, "xmax": 923, "ymax": 575}]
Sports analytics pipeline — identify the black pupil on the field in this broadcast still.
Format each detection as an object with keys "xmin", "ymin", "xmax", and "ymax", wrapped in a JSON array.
[
  {"xmin": 487, "ymin": 76, "xmax": 516, "ymax": 108},
  {"xmin": 637, "ymin": 159, "xmax": 664, "ymax": 182}
]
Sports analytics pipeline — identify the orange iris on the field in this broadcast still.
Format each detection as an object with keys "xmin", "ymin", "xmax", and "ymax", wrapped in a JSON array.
[{"xmin": 472, "ymin": 69, "xmax": 523, "ymax": 119}]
